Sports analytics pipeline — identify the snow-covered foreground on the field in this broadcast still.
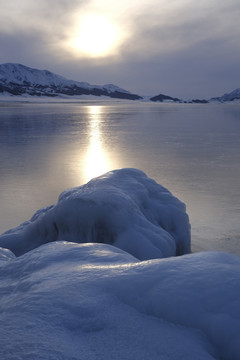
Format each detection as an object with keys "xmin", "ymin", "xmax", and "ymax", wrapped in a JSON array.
[
  {"xmin": 0, "ymin": 243, "xmax": 240, "ymax": 360},
  {"xmin": 0, "ymin": 169, "xmax": 239, "ymax": 359}
]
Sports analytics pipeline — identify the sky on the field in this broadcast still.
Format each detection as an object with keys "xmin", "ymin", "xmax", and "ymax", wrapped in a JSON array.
[{"xmin": 0, "ymin": 0, "xmax": 240, "ymax": 99}]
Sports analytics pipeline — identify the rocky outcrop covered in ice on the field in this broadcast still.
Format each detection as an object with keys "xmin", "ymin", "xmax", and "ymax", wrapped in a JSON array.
[{"xmin": 0, "ymin": 168, "xmax": 190, "ymax": 258}]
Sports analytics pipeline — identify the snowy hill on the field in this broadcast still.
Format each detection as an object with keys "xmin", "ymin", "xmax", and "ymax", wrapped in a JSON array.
[
  {"xmin": 0, "ymin": 63, "xmax": 142, "ymax": 100},
  {"xmin": 210, "ymin": 88, "xmax": 240, "ymax": 102}
]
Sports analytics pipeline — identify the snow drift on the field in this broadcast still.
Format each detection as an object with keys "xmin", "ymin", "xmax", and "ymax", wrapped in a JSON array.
[
  {"xmin": 0, "ymin": 168, "xmax": 191, "ymax": 258},
  {"xmin": 0, "ymin": 242, "xmax": 240, "ymax": 360}
]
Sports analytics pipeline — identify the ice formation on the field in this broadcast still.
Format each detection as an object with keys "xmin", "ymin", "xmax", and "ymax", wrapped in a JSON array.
[
  {"xmin": 0, "ymin": 168, "xmax": 239, "ymax": 359},
  {"xmin": 0, "ymin": 168, "xmax": 191, "ymax": 258}
]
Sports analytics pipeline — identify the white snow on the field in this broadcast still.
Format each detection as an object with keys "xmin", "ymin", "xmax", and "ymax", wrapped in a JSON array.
[
  {"xmin": 0, "ymin": 168, "xmax": 191, "ymax": 258},
  {"xmin": 0, "ymin": 63, "xmax": 130, "ymax": 94},
  {"xmin": 0, "ymin": 168, "xmax": 239, "ymax": 360},
  {"xmin": 0, "ymin": 242, "xmax": 239, "ymax": 359},
  {"xmin": 0, "ymin": 63, "xmax": 78, "ymax": 87}
]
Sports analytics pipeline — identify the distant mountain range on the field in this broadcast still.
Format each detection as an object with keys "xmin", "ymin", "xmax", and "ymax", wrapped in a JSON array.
[
  {"xmin": 0, "ymin": 63, "xmax": 239, "ymax": 103},
  {"xmin": 0, "ymin": 63, "xmax": 141, "ymax": 100},
  {"xmin": 149, "ymin": 94, "xmax": 208, "ymax": 104}
]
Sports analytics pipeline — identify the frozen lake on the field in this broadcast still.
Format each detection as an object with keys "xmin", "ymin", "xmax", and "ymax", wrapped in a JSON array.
[{"xmin": 0, "ymin": 100, "xmax": 240, "ymax": 255}]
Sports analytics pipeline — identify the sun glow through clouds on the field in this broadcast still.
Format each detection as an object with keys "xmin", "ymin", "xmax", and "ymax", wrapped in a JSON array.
[{"xmin": 69, "ymin": 14, "xmax": 120, "ymax": 57}]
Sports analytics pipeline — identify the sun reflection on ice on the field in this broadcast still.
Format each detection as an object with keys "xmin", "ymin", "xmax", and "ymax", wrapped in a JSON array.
[{"xmin": 84, "ymin": 106, "xmax": 111, "ymax": 182}]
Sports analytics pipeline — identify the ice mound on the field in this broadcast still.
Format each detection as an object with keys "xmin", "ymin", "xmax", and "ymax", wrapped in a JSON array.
[
  {"xmin": 0, "ymin": 168, "xmax": 190, "ymax": 258},
  {"xmin": 0, "ymin": 242, "xmax": 239, "ymax": 360}
]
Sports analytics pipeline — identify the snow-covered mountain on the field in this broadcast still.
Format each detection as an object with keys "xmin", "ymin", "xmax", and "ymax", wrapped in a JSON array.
[
  {"xmin": 1, "ymin": 63, "xmax": 239, "ymax": 103},
  {"xmin": 210, "ymin": 88, "xmax": 240, "ymax": 102},
  {"xmin": 0, "ymin": 63, "xmax": 142, "ymax": 100}
]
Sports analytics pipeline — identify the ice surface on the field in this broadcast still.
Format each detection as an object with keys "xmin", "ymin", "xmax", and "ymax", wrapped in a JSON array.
[
  {"xmin": 0, "ymin": 242, "xmax": 239, "ymax": 360},
  {"xmin": 0, "ymin": 168, "xmax": 191, "ymax": 258}
]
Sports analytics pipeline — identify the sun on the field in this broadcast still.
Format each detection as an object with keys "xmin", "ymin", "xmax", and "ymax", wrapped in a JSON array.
[{"xmin": 69, "ymin": 14, "xmax": 119, "ymax": 57}]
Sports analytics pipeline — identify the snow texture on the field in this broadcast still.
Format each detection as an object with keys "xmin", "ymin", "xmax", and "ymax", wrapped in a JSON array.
[
  {"xmin": 0, "ymin": 168, "xmax": 191, "ymax": 258},
  {"xmin": 0, "ymin": 242, "xmax": 239, "ymax": 360}
]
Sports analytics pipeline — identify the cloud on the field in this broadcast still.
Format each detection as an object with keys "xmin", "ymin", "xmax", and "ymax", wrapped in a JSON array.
[
  {"xmin": 119, "ymin": 0, "xmax": 240, "ymax": 60},
  {"xmin": 0, "ymin": 0, "xmax": 87, "ymax": 34},
  {"xmin": 0, "ymin": 0, "xmax": 240, "ymax": 98},
  {"xmin": 1, "ymin": 0, "xmax": 239, "ymax": 62}
]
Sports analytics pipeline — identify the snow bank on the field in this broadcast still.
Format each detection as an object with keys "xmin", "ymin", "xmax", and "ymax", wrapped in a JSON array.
[
  {"xmin": 0, "ymin": 241, "xmax": 239, "ymax": 360},
  {"xmin": 0, "ymin": 168, "xmax": 190, "ymax": 258}
]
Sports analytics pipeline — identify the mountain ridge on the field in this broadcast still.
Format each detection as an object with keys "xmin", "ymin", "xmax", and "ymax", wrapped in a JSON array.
[
  {"xmin": 0, "ymin": 63, "xmax": 142, "ymax": 100},
  {"xmin": 0, "ymin": 63, "xmax": 239, "ymax": 103}
]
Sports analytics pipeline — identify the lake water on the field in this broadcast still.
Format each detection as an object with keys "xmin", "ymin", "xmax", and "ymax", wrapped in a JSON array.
[{"xmin": 0, "ymin": 100, "xmax": 240, "ymax": 255}]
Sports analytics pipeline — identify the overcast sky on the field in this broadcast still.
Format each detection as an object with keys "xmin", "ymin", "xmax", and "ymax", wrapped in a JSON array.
[{"xmin": 0, "ymin": 0, "xmax": 240, "ymax": 99}]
